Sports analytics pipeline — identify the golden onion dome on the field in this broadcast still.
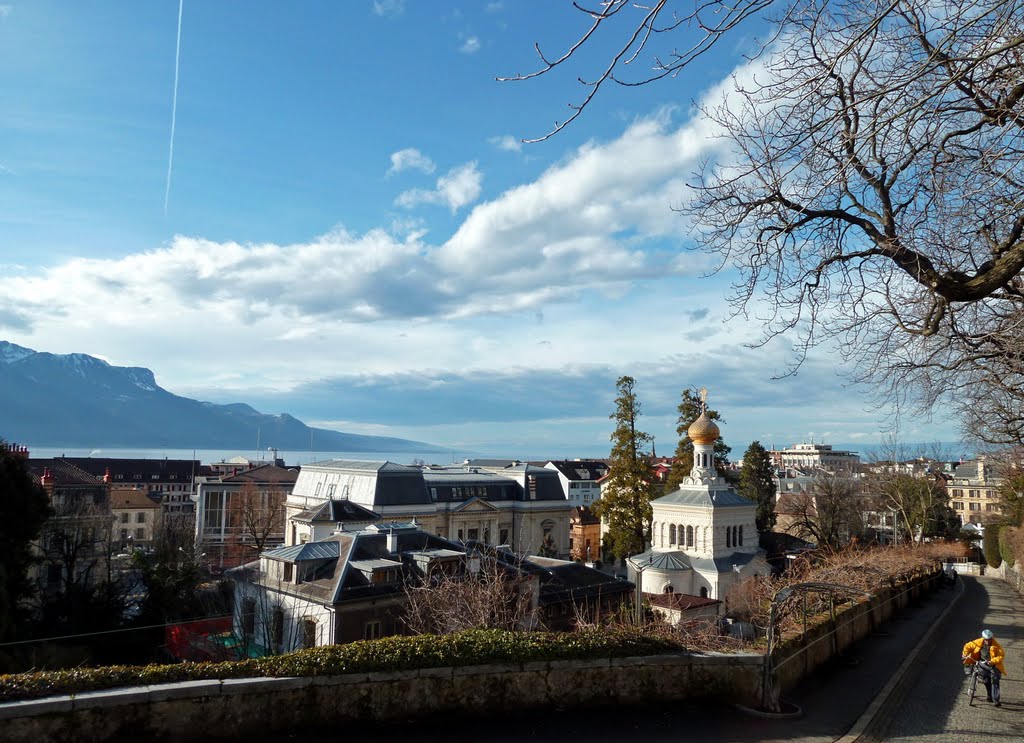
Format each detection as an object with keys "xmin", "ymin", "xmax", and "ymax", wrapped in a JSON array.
[{"xmin": 687, "ymin": 410, "xmax": 720, "ymax": 445}]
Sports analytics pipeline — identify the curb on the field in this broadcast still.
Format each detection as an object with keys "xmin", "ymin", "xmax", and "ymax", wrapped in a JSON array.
[{"xmin": 834, "ymin": 576, "xmax": 965, "ymax": 743}]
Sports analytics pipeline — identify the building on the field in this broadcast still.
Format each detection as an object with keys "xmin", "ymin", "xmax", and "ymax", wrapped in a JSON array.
[
  {"xmin": 110, "ymin": 486, "xmax": 162, "ymax": 550},
  {"xmin": 229, "ymin": 522, "xmax": 632, "ymax": 653},
  {"xmin": 770, "ymin": 443, "xmax": 860, "ymax": 473},
  {"xmin": 194, "ymin": 464, "xmax": 299, "ymax": 570},
  {"xmin": 569, "ymin": 506, "xmax": 602, "ymax": 563},
  {"xmin": 285, "ymin": 460, "xmax": 571, "ymax": 558},
  {"xmin": 58, "ymin": 457, "xmax": 203, "ymax": 515},
  {"xmin": 543, "ymin": 460, "xmax": 608, "ymax": 508},
  {"xmin": 26, "ymin": 458, "xmax": 115, "ymax": 599},
  {"xmin": 947, "ymin": 458, "xmax": 1001, "ymax": 525},
  {"xmin": 626, "ymin": 394, "xmax": 770, "ymax": 601}
]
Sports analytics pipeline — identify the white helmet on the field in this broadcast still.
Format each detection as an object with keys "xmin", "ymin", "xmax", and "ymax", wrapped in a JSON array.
[{"xmin": 982, "ymin": 629, "xmax": 994, "ymax": 640}]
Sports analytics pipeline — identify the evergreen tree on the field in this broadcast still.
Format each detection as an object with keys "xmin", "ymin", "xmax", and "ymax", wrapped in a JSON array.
[
  {"xmin": 738, "ymin": 441, "xmax": 777, "ymax": 533},
  {"xmin": 0, "ymin": 442, "xmax": 51, "ymax": 641},
  {"xmin": 594, "ymin": 376, "xmax": 655, "ymax": 560},
  {"xmin": 665, "ymin": 387, "xmax": 730, "ymax": 490}
]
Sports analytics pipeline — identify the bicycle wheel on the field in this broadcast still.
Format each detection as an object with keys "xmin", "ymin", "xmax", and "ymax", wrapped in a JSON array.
[{"xmin": 969, "ymin": 670, "xmax": 978, "ymax": 706}]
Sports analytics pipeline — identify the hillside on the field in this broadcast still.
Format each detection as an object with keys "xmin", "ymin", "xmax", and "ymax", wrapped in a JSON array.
[{"xmin": 0, "ymin": 341, "xmax": 442, "ymax": 452}]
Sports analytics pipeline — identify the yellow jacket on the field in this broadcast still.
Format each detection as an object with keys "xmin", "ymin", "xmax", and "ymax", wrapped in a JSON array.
[{"xmin": 963, "ymin": 637, "xmax": 1006, "ymax": 676}]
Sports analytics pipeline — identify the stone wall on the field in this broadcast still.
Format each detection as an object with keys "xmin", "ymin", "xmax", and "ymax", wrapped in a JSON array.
[
  {"xmin": 0, "ymin": 654, "xmax": 763, "ymax": 743},
  {"xmin": 773, "ymin": 569, "xmax": 939, "ymax": 692}
]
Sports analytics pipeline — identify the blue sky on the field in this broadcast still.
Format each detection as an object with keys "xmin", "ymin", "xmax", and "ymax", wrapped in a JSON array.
[{"xmin": 0, "ymin": 1, "xmax": 959, "ymax": 457}]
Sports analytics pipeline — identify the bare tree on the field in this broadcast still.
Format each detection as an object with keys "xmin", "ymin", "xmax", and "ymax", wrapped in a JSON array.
[
  {"xmin": 403, "ymin": 560, "xmax": 538, "ymax": 635},
  {"xmin": 506, "ymin": 1, "xmax": 1024, "ymax": 444},
  {"xmin": 228, "ymin": 481, "xmax": 286, "ymax": 562},
  {"xmin": 787, "ymin": 474, "xmax": 864, "ymax": 549}
]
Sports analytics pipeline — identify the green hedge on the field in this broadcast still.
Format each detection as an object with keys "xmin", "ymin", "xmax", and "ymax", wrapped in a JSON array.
[
  {"xmin": 984, "ymin": 523, "xmax": 1003, "ymax": 569},
  {"xmin": 1000, "ymin": 526, "xmax": 1017, "ymax": 568},
  {"xmin": 0, "ymin": 627, "xmax": 686, "ymax": 703}
]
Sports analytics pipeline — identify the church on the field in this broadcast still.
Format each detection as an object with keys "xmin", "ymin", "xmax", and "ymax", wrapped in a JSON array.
[{"xmin": 627, "ymin": 391, "xmax": 770, "ymax": 600}]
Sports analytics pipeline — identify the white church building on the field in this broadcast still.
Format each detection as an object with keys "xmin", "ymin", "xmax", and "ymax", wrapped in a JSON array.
[{"xmin": 627, "ymin": 392, "xmax": 770, "ymax": 601}]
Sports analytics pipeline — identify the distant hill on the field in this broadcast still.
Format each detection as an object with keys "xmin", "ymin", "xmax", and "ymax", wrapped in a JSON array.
[{"xmin": 0, "ymin": 341, "xmax": 444, "ymax": 453}]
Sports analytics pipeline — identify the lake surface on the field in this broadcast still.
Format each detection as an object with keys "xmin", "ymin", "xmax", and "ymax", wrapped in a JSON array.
[{"xmin": 25, "ymin": 446, "xmax": 482, "ymax": 468}]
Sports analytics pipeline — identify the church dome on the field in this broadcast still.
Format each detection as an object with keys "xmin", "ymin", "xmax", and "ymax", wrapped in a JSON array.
[{"xmin": 687, "ymin": 411, "xmax": 720, "ymax": 445}]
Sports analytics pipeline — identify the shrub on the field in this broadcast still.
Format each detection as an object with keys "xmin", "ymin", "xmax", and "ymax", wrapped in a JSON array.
[
  {"xmin": 984, "ymin": 524, "xmax": 1003, "ymax": 569},
  {"xmin": 1000, "ymin": 526, "xmax": 1020, "ymax": 569}
]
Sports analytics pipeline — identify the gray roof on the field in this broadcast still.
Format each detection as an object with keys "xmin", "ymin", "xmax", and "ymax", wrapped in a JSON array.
[
  {"xmin": 690, "ymin": 551, "xmax": 763, "ymax": 573},
  {"xmin": 628, "ymin": 550, "xmax": 694, "ymax": 571},
  {"xmin": 306, "ymin": 459, "xmax": 420, "ymax": 473},
  {"xmin": 656, "ymin": 484, "xmax": 753, "ymax": 508},
  {"xmin": 265, "ymin": 541, "xmax": 340, "ymax": 562},
  {"xmin": 293, "ymin": 498, "xmax": 380, "ymax": 524}
]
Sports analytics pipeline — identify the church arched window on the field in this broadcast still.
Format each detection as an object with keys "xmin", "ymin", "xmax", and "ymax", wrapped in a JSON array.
[
  {"xmin": 700, "ymin": 587, "xmax": 709, "ymax": 598},
  {"xmin": 686, "ymin": 525, "xmax": 694, "ymax": 548},
  {"xmin": 738, "ymin": 525, "xmax": 744, "ymax": 546},
  {"xmin": 725, "ymin": 526, "xmax": 731, "ymax": 549},
  {"xmin": 669, "ymin": 524, "xmax": 676, "ymax": 546}
]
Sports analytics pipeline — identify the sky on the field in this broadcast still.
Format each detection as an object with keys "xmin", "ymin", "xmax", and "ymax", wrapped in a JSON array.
[{"xmin": 0, "ymin": 1, "xmax": 961, "ymax": 458}]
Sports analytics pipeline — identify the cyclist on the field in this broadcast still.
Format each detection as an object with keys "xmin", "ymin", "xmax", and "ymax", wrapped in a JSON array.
[{"xmin": 963, "ymin": 629, "xmax": 1006, "ymax": 706}]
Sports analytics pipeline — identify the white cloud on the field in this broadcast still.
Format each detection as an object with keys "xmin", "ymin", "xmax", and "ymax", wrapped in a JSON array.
[
  {"xmin": 459, "ymin": 36, "xmax": 481, "ymax": 54},
  {"xmin": 372, "ymin": 0, "xmax": 404, "ymax": 17},
  {"xmin": 0, "ymin": 6, "xmax": 11, "ymax": 19},
  {"xmin": 485, "ymin": 2, "xmax": 503, "ymax": 13},
  {"xmin": 489, "ymin": 135, "xmax": 522, "ymax": 153},
  {"xmin": 396, "ymin": 161, "xmax": 483, "ymax": 213},
  {"xmin": 387, "ymin": 148, "xmax": 435, "ymax": 176}
]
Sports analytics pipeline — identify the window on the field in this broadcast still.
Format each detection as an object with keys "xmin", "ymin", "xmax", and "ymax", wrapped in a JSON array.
[
  {"xmin": 120, "ymin": 529, "xmax": 128, "ymax": 541},
  {"xmin": 120, "ymin": 512, "xmax": 130, "ymax": 524},
  {"xmin": 302, "ymin": 619, "xmax": 317, "ymax": 649},
  {"xmin": 468, "ymin": 528, "xmax": 479, "ymax": 541},
  {"xmin": 954, "ymin": 502, "xmax": 964, "ymax": 510},
  {"xmin": 669, "ymin": 524, "xmax": 676, "ymax": 546},
  {"xmin": 686, "ymin": 525, "xmax": 694, "ymax": 548},
  {"xmin": 986, "ymin": 504, "xmax": 996, "ymax": 512},
  {"xmin": 115, "ymin": 474, "xmax": 124, "ymax": 480},
  {"xmin": 136, "ymin": 512, "xmax": 146, "ymax": 523},
  {"xmin": 364, "ymin": 620, "xmax": 382, "ymax": 641},
  {"xmin": 726, "ymin": 527, "xmax": 732, "ymax": 549},
  {"xmin": 135, "ymin": 528, "xmax": 144, "ymax": 539},
  {"xmin": 430, "ymin": 487, "xmax": 437, "ymax": 498},
  {"xmin": 499, "ymin": 529, "xmax": 509, "ymax": 545},
  {"xmin": 738, "ymin": 525, "xmax": 744, "ymax": 546},
  {"xmin": 241, "ymin": 598, "xmax": 256, "ymax": 637},
  {"xmin": 700, "ymin": 587, "xmax": 709, "ymax": 599},
  {"xmin": 327, "ymin": 484, "xmax": 336, "ymax": 497},
  {"xmin": 457, "ymin": 529, "xmax": 464, "ymax": 541},
  {"xmin": 283, "ymin": 563, "xmax": 293, "ymax": 582},
  {"xmin": 970, "ymin": 502, "xmax": 981, "ymax": 511}
]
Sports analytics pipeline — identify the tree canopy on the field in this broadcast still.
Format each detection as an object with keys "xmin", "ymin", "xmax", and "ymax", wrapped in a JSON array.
[
  {"xmin": 739, "ymin": 441, "xmax": 777, "ymax": 533},
  {"xmin": 0, "ymin": 442, "xmax": 51, "ymax": 641},
  {"xmin": 594, "ymin": 376, "xmax": 655, "ymax": 560},
  {"xmin": 508, "ymin": 0, "xmax": 1024, "ymax": 445},
  {"xmin": 665, "ymin": 387, "xmax": 730, "ymax": 490}
]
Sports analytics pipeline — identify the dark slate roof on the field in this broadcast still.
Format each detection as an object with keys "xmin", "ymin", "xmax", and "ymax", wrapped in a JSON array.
[
  {"xmin": 307, "ymin": 460, "xmax": 419, "ymax": 473},
  {"xmin": 222, "ymin": 464, "xmax": 299, "ymax": 484},
  {"xmin": 265, "ymin": 541, "xmax": 340, "ymax": 562},
  {"xmin": 292, "ymin": 498, "xmax": 379, "ymax": 524},
  {"xmin": 545, "ymin": 460, "xmax": 609, "ymax": 481},
  {"xmin": 28, "ymin": 458, "xmax": 103, "ymax": 486},
  {"xmin": 57, "ymin": 457, "xmax": 199, "ymax": 481},
  {"xmin": 656, "ymin": 484, "xmax": 753, "ymax": 508},
  {"xmin": 571, "ymin": 506, "xmax": 600, "ymax": 525}
]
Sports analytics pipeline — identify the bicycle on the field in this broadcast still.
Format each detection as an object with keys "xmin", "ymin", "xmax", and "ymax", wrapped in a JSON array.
[{"xmin": 964, "ymin": 659, "xmax": 995, "ymax": 706}]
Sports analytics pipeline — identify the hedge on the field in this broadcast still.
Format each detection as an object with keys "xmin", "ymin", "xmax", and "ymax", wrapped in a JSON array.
[
  {"xmin": 0, "ymin": 627, "xmax": 686, "ymax": 703},
  {"xmin": 1000, "ymin": 526, "xmax": 1016, "ymax": 568},
  {"xmin": 984, "ymin": 523, "xmax": 1003, "ymax": 569}
]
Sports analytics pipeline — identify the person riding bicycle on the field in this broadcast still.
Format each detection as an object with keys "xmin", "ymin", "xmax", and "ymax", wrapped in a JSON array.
[{"xmin": 963, "ymin": 629, "xmax": 1006, "ymax": 706}]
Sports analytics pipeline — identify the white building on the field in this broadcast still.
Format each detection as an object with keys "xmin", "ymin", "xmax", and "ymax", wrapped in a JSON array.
[
  {"xmin": 773, "ymin": 443, "xmax": 860, "ymax": 473},
  {"xmin": 285, "ymin": 460, "xmax": 571, "ymax": 558},
  {"xmin": 627, "ymin": 396, "xmax": 769, "ymax": 601},
  {"xmin": 543, "ymin": 460, "xmax": 607, "ymax": 508}
]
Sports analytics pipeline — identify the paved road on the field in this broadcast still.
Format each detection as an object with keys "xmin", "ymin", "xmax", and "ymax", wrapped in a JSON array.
[
  {"xmin": 861, "ymin": 575, "xmax": 1024, "ymax": 742},
  {"xmin": 264, "ymin": 576, "xmax": 1020, "ymax": 743}
]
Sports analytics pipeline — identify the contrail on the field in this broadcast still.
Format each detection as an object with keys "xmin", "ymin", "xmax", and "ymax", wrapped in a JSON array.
[{"xmin": 164, "ymin": 0, "xmax": 183, "ymax": 216}]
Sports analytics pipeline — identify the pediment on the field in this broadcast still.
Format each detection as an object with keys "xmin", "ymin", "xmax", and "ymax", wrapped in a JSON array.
[{"xmin": 451, "ymin": 497, "xmax": 499, "ymax": 512}]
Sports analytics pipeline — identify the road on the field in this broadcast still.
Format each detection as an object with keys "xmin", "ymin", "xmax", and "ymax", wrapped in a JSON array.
[{"xmin": 860, "ymin": 574, "xmax": 1024, "ymax": 742}]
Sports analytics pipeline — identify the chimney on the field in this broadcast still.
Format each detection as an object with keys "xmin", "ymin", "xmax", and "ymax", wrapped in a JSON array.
[
  {"xmin": 103, "ymin": 467, "xmax": 112, "ymax": 483},
  {"xmin": 387, "ymin": 528, "xmax": 399, "ymax": 555},
  {"xmin": 41, "ymin": 467, "xmax": 54, "ymax": 486}
]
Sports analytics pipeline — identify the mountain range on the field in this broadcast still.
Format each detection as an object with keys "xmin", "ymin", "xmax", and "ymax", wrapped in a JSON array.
[{"xmin": 0, "ymin": 341, "xmax": 443, "ymax": 453}]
